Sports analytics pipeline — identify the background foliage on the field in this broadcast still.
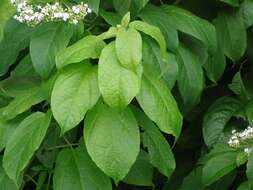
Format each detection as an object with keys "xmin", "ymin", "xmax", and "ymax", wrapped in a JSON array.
[{"xmin": 1, "ymin": 0, "xmax": 253, "ymax": 189}]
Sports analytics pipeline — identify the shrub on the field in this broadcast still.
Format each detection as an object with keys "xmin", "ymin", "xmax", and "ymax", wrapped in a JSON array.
[{"xmin": 0, "ymin": 0, "xmax": 253, "ymax": 189}]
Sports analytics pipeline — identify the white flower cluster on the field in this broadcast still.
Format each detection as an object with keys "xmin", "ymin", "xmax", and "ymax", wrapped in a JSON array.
[
  {"xmin": 228, "ymin": 126, "xmax": 253, "ymax": 155},
  {"xmin": 11, "ymin": 0, "xmax": 91, "ymax": 26}
]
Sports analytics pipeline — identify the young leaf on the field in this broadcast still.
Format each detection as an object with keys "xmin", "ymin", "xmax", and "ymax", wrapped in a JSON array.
[
  {"xmin": 3, "ymin": 112, "xmax": 52, "ymax": 183},
  {"xmin": 138, "ymin": 5, "xmax": 178, "ymax": 51},
  {"xmin": 129, "ymin": 20, "xmax": 167, "ymax": 60},
  {"xmin": 133, "ymin": 107, "xmax": 176, "ymax": 177},
  {"xmin": 0, "ymin": 19, "xmax": 33, "ymax": 75},
  {"xmin": 30, "ymin": 22, "xmax": 73, "ymax": 78},
  {"xmin": 98, "ymin": 42, "xmax": 142, "ymax": 110},
  {"xmin": 203, "ymin": 97, "xmax": 242, "ymax": 147},
  {"xmin": 123, "ymin": 150, "xmax": 153, "ymax": 187},
  {"xmin": 115, "ymin": 27, "xmax": 142, "ymax": 69},
  {"xmin": 56, "ymin": 35, "xmax": 106, "ymax": 69},
  {"xmin": 84, "ymin": 103, "xmax": 140, "ymax": 183},
  {"xmin": 136, "ymin": 66, "xmax": 182, "ymax": 138},
  {"xmin": 51, "ymin": 63, "xmax": 100, "ymax": 134},
  {"xmin": 214, "ymin": 9, "xmax": 247, "ymax": 62},
  {"xmin": 53, "ymin": 146, "xmax": 112, "ymax": 190},
  {"xmin": 176, "ymin": 43, "xmax": 204, "ymax": 109}
]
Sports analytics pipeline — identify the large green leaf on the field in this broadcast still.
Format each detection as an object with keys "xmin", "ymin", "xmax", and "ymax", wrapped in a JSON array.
[
  {"xmin": 84, "ymin": 103, "xmax": 140, "ymax": 182},
  {"xmin": 56, "ymin": 35, "xmax": 106, "ymax": 69},
  {"xmin": 30, "ymin": 23, "xmax": 73, "ymax": 78},
  {"xmin": 220, "ymin": 0, "xmax": 240, "ymax": 7},
  {"xmin": 138, "ymin": 5, "xmax": 178, "ymax": 51},
  {"xmin": 0, "ymin": 87, "xmax": 45, "ymax": 121},
  {"xmin": 98, "ymin": 42, "xmax": 142, "ymax": 110},
  {"xmin": 0, "ymin": 19, "xmax": 33, "ymax": 75},
  {"xmin": 51, "ymin": 63, "xmax": 100, "ymax": 134},
  {"xmin": 3, "ymin": 112, "xmax": 51, "ymax": 183},
  {"xmin": 136, "ymin": 66, "xmax": 182, "ymax": 138},
  {"xmin": 202, "ymin": 151, "xmax": 237, "ymax": 186},
  {"xmin": 123, "ymin": 150, "xmax": 153, "ymax": 186},
  {"xmin": 176, "ymin": 43, "xmax": 204, "ymax": 108},
  {"xmin": 130, "ymin": 0, "xmax": 149, "ymax": 16},
  {"xmin": 133, "ymin": 107, "xmax": 176, "ymax": 177},
  {"xmin": 0, "ymin": 158, "xmax": 19, "ymax": 190},
  {"xmin": 203, "ymin": 97, "xmax": 242, "ymax": 147},
  {"xmin": 214, "ymin": 9, "xmax": 247, "ymax": 62},
  {"xmin": 162, "ymin": 5, "xmax": 217, "ymax": 54},
  {"xmin": 0, "ymin": 0, "xmax": 14, "ymax": 42},
  {"xmin": 53, "ymin": 146, "xmax": 112, "ymax": 190},
  {"xmin": 115, "ymin": 27, "xmax": 142, "ymax": 69},
  {"xmin": 142, "ymin": 36, "xmax": 178, "ymax": 89}
]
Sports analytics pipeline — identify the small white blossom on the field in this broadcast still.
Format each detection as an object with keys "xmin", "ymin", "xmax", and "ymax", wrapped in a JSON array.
[{"xmin": 11, "ymin": 0, "xmax": 91, "ymax": 26}]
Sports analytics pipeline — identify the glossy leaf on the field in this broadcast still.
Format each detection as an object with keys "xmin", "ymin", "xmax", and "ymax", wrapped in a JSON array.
[
  {"xmin": 98, "ymin": 42, "xmax": 142, "ymax": 110},
  {"xmin": 56, "ymin": 35, "xmax": 106, "ymax": 69},
  {"xmin": 30, "ymin": 22, "xmax": 73, "ymax": 78},
  {"xmin": 3, "ymin": 112, "xmax": 51, "ymax": 183},
  {"xmin": 133, "ymin": 107, "xmax": 176, "ymax": 177},
  {"xmin": 51, "ymin": 63, "xmax": 100, "ymax": 134},
  {"xmin": 84, "ymin": 103, "xmax": 140, "ymax": 182},
  {"xmin": 203, "ymin": 97, "xmax": 242, "ymax": 147},
  {"xmin": 136, "ymin": 66, "xmax": 182, "ymax": 138},
  {"xmin": 53, "ymin": 146, "xmax": 112, "ymax": 190}
]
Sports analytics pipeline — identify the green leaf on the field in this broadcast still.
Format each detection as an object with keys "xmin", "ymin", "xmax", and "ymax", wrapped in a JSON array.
[
  {"xmin": 179, "ymin": 167, "xmax": 203, "ymax": 190},
  {"xmin": 123, "ymin": 150, "xmax": 153, "ymax": 186},
  {"xmin": 136, "ymin": 66, "xmax": 182, "ymax": 138},
  {"xmin": 240, "ymin": 0, "xmax": 253, "ymax": 28},
  {"xmin": 214, "ymin": 9, "xmax": 247, "ymax": 62},
  {"xmin": 99, "ymin": 9, "xmax": 122, "ymax": 26},
  {"xmin": 0, "ymin": 87, "xmax": 46, "ymax": 121},
  {"xmin": 246, "ymin": 100, "xmax": 253, "ymax": 125},
  {"xmin": 98, "ymin": 42, "xmax": 142, "ymax": 110},
  {"xmin": 138, "ymin": 5, "xmax": 178, "ymax": 51},
  {"xmin": 203, "ymin": 97, "xmax": 242, "ymax": 147},
  {"xmin": 142, "ymin": 36, "xmax": 178, "ymax": 89},
  {"xmin": 220, "ymin": 0, "xmax": 240, "ymax": 7},
  {"xmin": 56, "ymin": 35, "xmax": 106, "ymax": 69},
  {"xmin": 229, "ymin": 72, "xmax": 250, "ymax": 100},
  {"xmin": 0, "ymin": 114, "xmax": 28, "ymax": 152},
  {"xmin": 113, "ymin": 0, "xmax": 131, "ymax": 15},
  {"xmin": 237, "ymin": 181, "xmax": 252, "ymax": 190},
  {"xmin": 133, "ymin": 107, "xmax": 176, "ymax": 177},
  {"xmin": 84, "ymin": 103, "xmax": 140, "ymax": 183},
  {"xmin": 130, "ymin": 0, "xmax": 149, "ymax": 16},
  {"xmin": 115, "ymin": 27, "xmax": 142, "ymax": 69},
  {"xmin": 0, "ymin": 19, "xmax": 33, "ymax": 75},
  {"xmin": 162, "ymin": 5, "xmax": 217, "ymax": 54},
  {"xmin": 0, "ymin": 158, "xmax": 19, "ymax": 190},
  {"xmin": 51, "ymin": 63, "xmax": 100, "ymax": 134},
  {"xmin": 53, "ymin": 146, "xmax": 112, "ymax": 190},
  {"xmin": 3, "ymin": 112, "xmax": 52, "ymax": 183},
  {"xmin": 30, "ymin": 22, "xmax": 73, "ymax": 78},
  {"xmin": 130, "ymin": 20, "xmax": 167, "ymax": 62},
  {"xmin": 0, "ymin": 0, "xmax": 14, "ymax": 42},
  {"xmin": 176, "ymin": 43, "xmax": 204, "ymax": 108},
  {"xmin": 202, "ymin": 151, "xmax": 237, "ymax": 186},
  {"xmin": 204, "ymin": 43, "xmax": 226, "ymax": 82}
]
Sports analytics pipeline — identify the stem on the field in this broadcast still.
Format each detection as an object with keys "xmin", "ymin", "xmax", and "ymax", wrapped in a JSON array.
[
  {"xmin": 45, "ymin": 143, "xmax": 80, "ymax": 150},
  {"xmin": 25, "ymin": 174, "xmax": 38, "ymax": 186}
]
